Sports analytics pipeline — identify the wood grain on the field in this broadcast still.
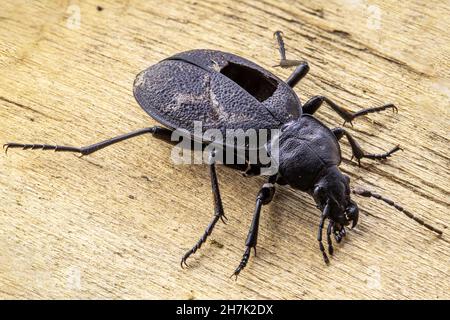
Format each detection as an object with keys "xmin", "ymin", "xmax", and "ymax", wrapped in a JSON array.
[{"xmin": 0, "ymin": 0, "xmax": 449, "ymax": 299}]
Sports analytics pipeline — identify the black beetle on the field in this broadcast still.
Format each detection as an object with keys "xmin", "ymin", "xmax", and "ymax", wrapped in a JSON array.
[{"xmin": 4, "ymin": 31, "xmax": 442, "ymax": 278}]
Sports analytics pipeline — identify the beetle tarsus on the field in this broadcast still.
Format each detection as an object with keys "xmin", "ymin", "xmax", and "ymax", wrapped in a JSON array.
[
  {"xmin": 332, "ymin": 128, "xmax": 402, "ymax": 165},
  {"xmin": 180, "ymin": 255, "xmax": 191, "ymax": 269},
  {"xmin": 231, "ymin": 246, "xmax": 252, "ymax": 279},
  {"xmin": 303, "ymin": 96, "xmax": 398, "ymax": 125},
  {"xmin": 180, "ymin": 155, "xmax": 226, "ymax": 268},
  {"xmin": 3, "ymin": 143, "xmax": 82, "ymax": 155},
  {"xmin": 327, "ymin": 221, "xmax": 334, "ymax": 255},
  {"xmin": 319, "ymin": 242, "xmax": 330, "ymax": 264},
  {"xmin": 273, "ymin": 30, "xmax": 286, "ymax": 62},
  {"xmin": 354, "ymin": 145, "xmax": 402, "ymax": 166},
  {"xmin": 318, "ymin": 205, "xmax": 330, "ymax": 264},
  {"xmin": 180, "ymin": 212, "xmax": 224, "ymax": 266},
  {"xmin": 333, "ymin": 225, "xmax": 346, "ymax": 243},
  {"xmin": 344, "ymin": 103, "xmax": 398, "ymax": 125},
  {"xmin": 357, "ymin": 145, "xmax": 402, "ymax": 162},
  {"xmin": 342, "ymin": 120, "xmax": 354, "ymax": 127},
  {"xmin": 351, "ymin": 103, "xmax": 398, "ymax": 120},
  {"xmin": 220, "ymin": 214, "xmax": 228, "ymax": 224}
]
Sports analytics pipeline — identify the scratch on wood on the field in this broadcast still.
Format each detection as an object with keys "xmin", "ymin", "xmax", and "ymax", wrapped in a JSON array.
[{"xmin": 0, "ymin": 96, "xmax": 54, "ymax": 120}]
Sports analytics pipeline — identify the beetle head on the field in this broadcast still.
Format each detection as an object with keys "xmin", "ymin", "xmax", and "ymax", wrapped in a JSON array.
[{"xmin": 312, "ymin": 166, "xmax": 359, "ymax": 230}]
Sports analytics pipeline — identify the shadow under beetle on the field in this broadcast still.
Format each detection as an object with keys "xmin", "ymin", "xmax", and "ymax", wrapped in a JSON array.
[{"xmin": 4, "ymin": 31, "xmax": 443, "ymax": 278}]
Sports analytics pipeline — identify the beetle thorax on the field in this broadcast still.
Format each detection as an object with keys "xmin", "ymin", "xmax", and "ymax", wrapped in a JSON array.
[{"xmin": 274, "ymin": 116, "xmax": 341, "ymax": 191}]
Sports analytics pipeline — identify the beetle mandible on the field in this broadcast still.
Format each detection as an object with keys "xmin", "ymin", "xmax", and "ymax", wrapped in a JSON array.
[{"xmin": 4, "ymin": 31, "xmax": 442, "ymax": 278}]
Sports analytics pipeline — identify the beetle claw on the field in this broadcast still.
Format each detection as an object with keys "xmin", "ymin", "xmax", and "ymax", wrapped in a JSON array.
[
  {"xmin": 220, "ymin": 214, "xmax": 228, "ymax": 224},
  {"xmin": 180, "ymin": 249, "xmax": 194, "ymax": 269},
  {"xmin": 323, "ymin": 253, "xmax": 330, "ymax": 265},
  {"xmin": 3, "ymin": 144, "xmax": 10, "ymax": 155},
  {"xmin": 230, "ymin": 272, "xmax": 239, "ymax": 281},
  {"xmin": 342, "ymin": 120, "xmax": 350, "ymax": 127},
  {"xmin": 273, "ymin": 30, "xmax": 284, "ymax": 38}
]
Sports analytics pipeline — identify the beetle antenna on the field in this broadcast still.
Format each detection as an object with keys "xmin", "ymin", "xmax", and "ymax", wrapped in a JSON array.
[{"xmin": 352, "ymin": 187, "xmax": 443, "ymax": 236}]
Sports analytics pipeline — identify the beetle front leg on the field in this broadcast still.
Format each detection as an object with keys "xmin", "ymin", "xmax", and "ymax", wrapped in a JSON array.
[
  {"xmin": 326, "ymin": 221, "xmax": 334, "ymax": 255},
  {"xmin": 180, "ymin": 150, "xmax": 227, "ymax": 268},
  {"xmin": 302, "ymin": 96, "xmax": 398, "ymax": 126},
  {"xmin": 332, "ymin": 128, "xmax": 402, "ymax": 165},
  {"xmin": 231, "ymin": 177, "xmax": 276, "ymax": 279}
]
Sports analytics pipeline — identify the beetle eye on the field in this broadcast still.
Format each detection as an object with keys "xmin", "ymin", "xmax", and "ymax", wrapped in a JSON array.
[{"xmin": 220, "ymin": 62, "xmax": 277, "ymax": 102}]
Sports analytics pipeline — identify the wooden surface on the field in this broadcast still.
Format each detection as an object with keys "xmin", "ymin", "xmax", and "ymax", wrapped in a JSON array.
[{"xmin": 0, "ymin": 0, "xmax": 449, "ymax": 299}]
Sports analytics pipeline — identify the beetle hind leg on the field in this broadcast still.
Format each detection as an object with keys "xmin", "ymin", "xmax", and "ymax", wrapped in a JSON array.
[
  {"xmin": 3, "ymin": 126, "xmax": 173, "ymax": 156},
  {"xmin": 180, "ymin": 151, "xmax": 227, "ymax": 268},
  {"xmin": 3, "ymin": 143, "xmax": 82, "ymax": 155}
]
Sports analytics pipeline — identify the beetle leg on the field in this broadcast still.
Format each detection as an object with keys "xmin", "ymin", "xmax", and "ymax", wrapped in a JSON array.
[
  {"xmin": 318, "ymin": 212, "xmax": 330, "ymax": 265},
  {"xmin": 3, "ymin": 126, "xmax": 173, "ymax": 156},
  {"xmin": 272, "ymin": 30, "xmax": 310, "ymax": 88},
  {"xmin": 331, "ymin": 128, "xmax": 402, "ymax": 166},
  {"xmin": 273, "ymin": 30, "xmax": 304, "ymax": 68},
  {"xmin": 286, "ymin": 62, "xmax": 310, "ymax": 88},
  {"xmin": 333, "ymin": 224, "xmax": 346, "ymax": 243},
  {"xmin": 231, "ymin": 178, "xmax": 276, "ymax": 279},
  {"xmin": 302, "ymin": 96, "xmax": 398, "ymax": 126},
  {"xmin": 327, "ymin": 221, "xmax": 334, "ymax": 255},
  {"xmin": 274, "ymin": 31, "xmax": 287, "ymax": 62},
  {"xmin": 181, "ymin": 151, "xmax": 226, "ymax": 268},
  {"xmin": 341, "ymin": 226, "xmax": 346, "ymax": 238}
]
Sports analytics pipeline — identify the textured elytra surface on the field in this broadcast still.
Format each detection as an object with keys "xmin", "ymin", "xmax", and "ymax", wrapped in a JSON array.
[
  {"xmin": 0, "ymin": 0, "xmax": 449, "ymax": 299},
  {"xmin": 133, "ymin": 50, "xmax": 300, "ymax": 135}
]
